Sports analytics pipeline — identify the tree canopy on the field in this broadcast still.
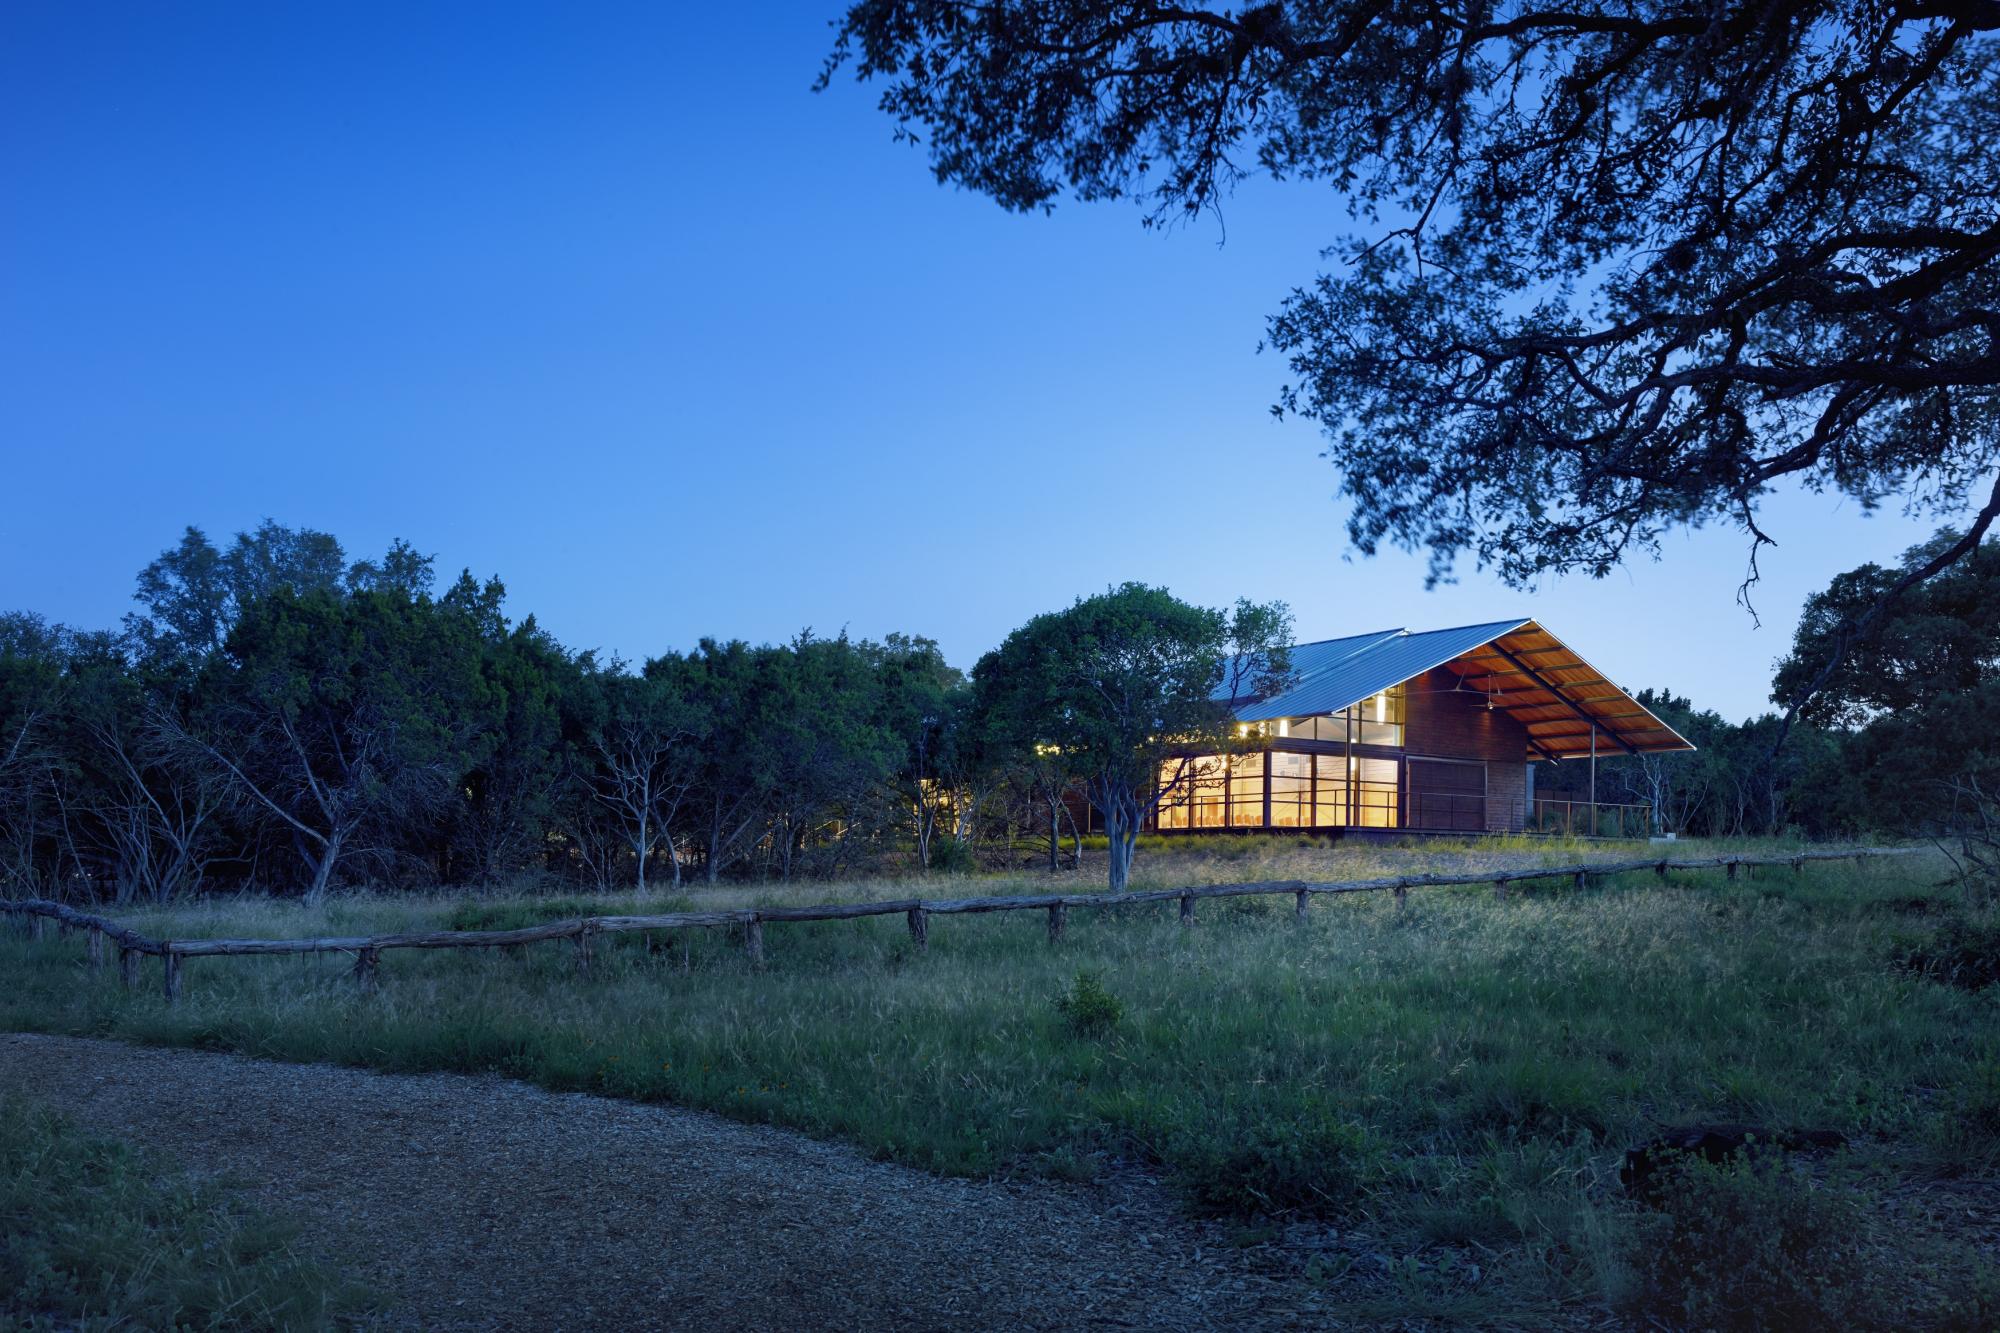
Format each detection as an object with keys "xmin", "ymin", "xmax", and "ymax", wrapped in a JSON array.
[
  {"xmin": 973, "ymin": 584, "xmax": 1293, "ymax": 890},
  {"xmin": 823, "ymin": 3, "xmax": 2000, "ymax": 608}
]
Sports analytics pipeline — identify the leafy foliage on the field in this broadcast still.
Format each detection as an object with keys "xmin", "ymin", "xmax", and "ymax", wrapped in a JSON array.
[
  {"xmin": 1053, "ymin": 970, "xmax": 1123, "ymax": 1035},
  {"xmin": 973, "ymin": 584, "xmax": 1292, "ymax": 889},
  {"xmin": 2, "ymin": 526, "xmax": 1301, "ymax": 899},
  {"xmin": 1169, "ymin": 1112, "xmax": 1375, "ymax": 1219}
]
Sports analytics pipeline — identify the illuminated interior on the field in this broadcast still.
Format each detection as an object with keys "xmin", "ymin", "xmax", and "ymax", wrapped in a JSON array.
[{"xmin": 1156, "ymin": 749, "xmax": 1400, "ymax": 830}]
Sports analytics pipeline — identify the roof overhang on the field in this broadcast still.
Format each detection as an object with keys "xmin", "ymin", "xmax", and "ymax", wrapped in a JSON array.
[
  {"xmin": 1227, "ymin": 618, "xmax": 1694, "ymax": 760},
  {"xmin": 1432, "ymin": 621, "xmax": 1694, "ymax": 759}
]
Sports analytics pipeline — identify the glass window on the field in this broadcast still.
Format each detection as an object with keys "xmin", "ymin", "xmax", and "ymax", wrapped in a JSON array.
[
  {"xmin": 1284, "ymin": 687, "xmax": 1405, "ymax": 748},
  {"xmin": 1270, "ymin": 751, "xmax": 1311, "ymax": 827},
  {"xmin": 1228, "ymin": 752, "xmax": 1266, "ymax": 827},
  {"xmin": 1189, "ymin": 755, "xmax": 1227, "ymax": 828},
  {"xmin": 1354, "ymin": 756, "xmax": 1399, "ymax": 827},
  {"xmin": 1156, "ymin": 755, "xmax": 1229, "ymax": 829},
  {"xmin": 1157, "ymin": 758, "xmax": 1191, "ymax": 829}
]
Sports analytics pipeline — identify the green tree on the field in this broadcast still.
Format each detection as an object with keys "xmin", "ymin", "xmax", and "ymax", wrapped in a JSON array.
[
  {"xmin": 582, "ymin": 665, "xmax": 703, "ymax": 893},
  {"xmin": 0, "ymin": 614, "xmax": 72, "ymax": 895},
  {"xmin": 186, "ymin": 586, "xmax": 492, "ymax": 902},
  {"xmin": 1775, "ymin": 530, "xmax": 2000, "ymax": 730},
  {"xmin": 439, "ymin": 573, "xmax": 582, "ymax": 885},
  {"xmin": 1775, "ymin": 529, "xmax": 2000, "ymax": 831},
  {"xmin": 61, "ymin": 640, "xmax": 227, "ymax": 904},
  {"xmin": 758, "ymin": 632, "xmax": 907, "ymax": 880},
  {"xmin": 126, "ymin": 523, "xmax": 424, "ymax": 667},
  {"xmin": 663, "ymin": 640, "xmax": 781, "ymax": 884},
  {"xmin": 975, "ymin": 584, "xmax": 1292, "ymax": 892},
  {"xmin": 869, "ymin": 632, "xmax": 968, "ymax": 871}
]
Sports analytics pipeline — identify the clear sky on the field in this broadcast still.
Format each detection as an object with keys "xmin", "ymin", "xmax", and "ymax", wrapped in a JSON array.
[{"xmin": 0, "ymin": 2, "xmax": 1955, "ymax": 720}]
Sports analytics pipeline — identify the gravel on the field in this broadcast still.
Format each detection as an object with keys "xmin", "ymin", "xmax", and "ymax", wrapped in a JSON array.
[{"xmin": 1, "ymin": 1033, "xmax": 1317, "ymax": 1330}]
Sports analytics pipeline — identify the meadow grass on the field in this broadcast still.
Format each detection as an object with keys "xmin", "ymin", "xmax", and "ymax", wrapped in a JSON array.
[
  {"xmin": 0, "ymin": 1097, "xmax": 359, "ymax": 1330},
  {"xmin": 4, "ymin": 838, "xmax": 1996, "ymax": 1323}
]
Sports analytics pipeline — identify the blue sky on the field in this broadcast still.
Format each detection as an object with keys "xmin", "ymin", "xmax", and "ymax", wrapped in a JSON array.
[{"xmin": 0, "ymin": 2, "xmax": 1952, "ymax": 719}]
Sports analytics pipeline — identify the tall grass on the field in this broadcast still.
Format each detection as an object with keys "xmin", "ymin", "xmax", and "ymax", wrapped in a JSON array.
[
  {"xmin": 0, "ymin": 1098, "xmax": 358, "ymax": 1330},
  {"xmin": 4, "ymin": 841, "xmax": 1994, "ymax": 1321}
]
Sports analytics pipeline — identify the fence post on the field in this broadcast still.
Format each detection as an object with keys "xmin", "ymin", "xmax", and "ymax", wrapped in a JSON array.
[
  {"xmin": 1394, "ymin": 884, "xmax": 1408, "ymax": 911},
  {"xmin": 1792, "ymin": 856, "xmax": 1804, "ymax": 874},
  {"xmin": 1573, "ymin": 870, "xmax": 1589, "ymax": 892},
  {"xmin": 86, "ymin": 928, "xmax": 105, "ymax": 969},
  {"xmin": 1726, "ymin": 859, "xmax": 1739, "ymax": 881},
  {"xmin": 1047, "ymin": 902, "xmax": 1067, "ymax": 943},
  {"xmin": 1294, "ymin": 888, "xmax": 1309, "ymax": 923},
  {"xmin": 907, "ymin": 906, "xmax": 928, "ymax": 952},
  {"xmin": 573, "ymin": 924, "xmax": 596, "ymax": 977},
  {"xmin": 352, "ymin": 946, "xmax": 380, "ymax": 993},
  {"xmin": 745, "ymin": 916, "xmax": 765, "ymax": 967},
  {"xmin": 1493, "ymin": 880, "xmax": 1509, "ymax": 902},
  {"xmin": 31, "ymin": 914, "xmax": 47, "ymax": 942},
  {"xmin": 1179, "ymin": 894, "xmax": 1195, "ymax": 928},
  {"xmin": 119, "ymin": 947, "xmax": 139, "ymax": 990},
  {"xmin": 162, "ymin": 951, "xmax": 182, "ymax": 1005}
]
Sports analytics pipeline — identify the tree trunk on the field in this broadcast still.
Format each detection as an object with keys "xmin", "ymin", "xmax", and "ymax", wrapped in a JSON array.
[
  {"xmin": 302, "ymin": 829, "xmax": 342, "ymax": 907},
  {"xmin": 1104, "ymin": 808, "xmax": 1135, "ymax": 893},
  {"xmin": 634, "ymin": 807, "xmax": 650, "ymax": 896}
]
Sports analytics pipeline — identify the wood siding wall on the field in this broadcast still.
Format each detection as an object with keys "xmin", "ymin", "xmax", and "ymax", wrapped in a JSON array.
[{"xmin": 1403, "ymin": 667, "xmax": 1530, "ymax": 832}]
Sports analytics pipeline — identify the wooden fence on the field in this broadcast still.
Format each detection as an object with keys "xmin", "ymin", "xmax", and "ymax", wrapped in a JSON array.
[{"xmin": 0, "ymin": 847, "xmax": 1922, "ymax": 1004}]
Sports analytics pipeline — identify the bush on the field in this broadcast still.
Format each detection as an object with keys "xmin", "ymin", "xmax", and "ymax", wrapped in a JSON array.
[
  {"xmin": 1172, "ymin": 1113, "xmax": 1375, "ymax": 1218},
  {"xmin": 1619, "ymin": 1155, "xmax": 2000, "ymax": 1331},
  {"xmin": 928, "ymin": 837, "xmax": 978, "ymax": 876},
  {"xmin": 1894, "ymin": 918, "xmax": 2000, "ymax": 990},
  {"xmin": 1053, "ymin": 971, "xmax": 1122, "ymax": 1036}
]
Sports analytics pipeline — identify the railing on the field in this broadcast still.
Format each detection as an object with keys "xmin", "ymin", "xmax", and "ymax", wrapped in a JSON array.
[
  {"xmin": 1407, "ymin": 792, "xmax": 1489, "ymax": 832},
  {"xmin": 1531, "ymin": 799, "xmax": 1653, "ymax": 839},
  {"xmin": 0, "ymin": 847, "xmax": 1921, "ymax": 1005}
]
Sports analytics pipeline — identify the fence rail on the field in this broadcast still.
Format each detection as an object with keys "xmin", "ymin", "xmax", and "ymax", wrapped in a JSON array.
[{"xmin": 1, "ymin": 847, "xmax": 1923, "ymax": 1004}]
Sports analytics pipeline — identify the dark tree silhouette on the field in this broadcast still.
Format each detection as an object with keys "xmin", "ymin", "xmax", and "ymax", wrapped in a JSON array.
[{"xmin": 823, "ymin": 2, "xmax": 2000, "ymax": 721}]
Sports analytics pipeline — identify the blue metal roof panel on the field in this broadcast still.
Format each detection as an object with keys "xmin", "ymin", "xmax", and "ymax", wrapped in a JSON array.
[
  {"xmin": 1230, "ymin": 618, "xmax": 1532, "ymax": 721},
  {"xmin": 1210, "ymin": 628, "xmax": 1401, "ymax": 705}
]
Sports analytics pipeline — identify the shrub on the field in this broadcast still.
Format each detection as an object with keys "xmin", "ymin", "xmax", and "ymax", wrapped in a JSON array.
[
  {"xmin": 1053, "ymin": 971, "xmax": 1122, "ymax": 1036},
  {"xmin": 1894, "ymin": 918, "xmax": 2000, "ymax": 990},
  {"xmin": 1624, "ymin": 1157, "xmax": 1889, "ymax": 1331},
  {"xmin": 1173, "ymin": 1113, "xmax": 1375, "ymax": 1218},
  {"xmin": 928, "ymin": 838, "xmax": 978, "ymax": 876}
]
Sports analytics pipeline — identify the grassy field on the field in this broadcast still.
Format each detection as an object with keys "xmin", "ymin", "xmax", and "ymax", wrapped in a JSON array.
[
  {"xmin": 5, "ymin": 837, "xmax": 1998, "ymax": 1326},
  {"xmin": 0, "ymin": 1097, "xmax": 358, "ymax": 1330}
]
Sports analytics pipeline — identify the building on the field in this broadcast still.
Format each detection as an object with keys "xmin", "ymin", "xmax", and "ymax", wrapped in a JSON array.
[{"xmin": 1151, "ymin": 618, "xmax": 1694, "ymax": 836}]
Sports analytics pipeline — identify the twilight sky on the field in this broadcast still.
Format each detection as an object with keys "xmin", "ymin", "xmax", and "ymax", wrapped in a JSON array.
[{"xmin": 0, "ymin": 2, "xmax": 1955, "ymax": 719}]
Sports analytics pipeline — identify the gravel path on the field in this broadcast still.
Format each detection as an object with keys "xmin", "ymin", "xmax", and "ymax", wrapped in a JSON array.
[{"xmin": 2, "ymin": 1033, "xmax": 1312, "ymax": 1330}]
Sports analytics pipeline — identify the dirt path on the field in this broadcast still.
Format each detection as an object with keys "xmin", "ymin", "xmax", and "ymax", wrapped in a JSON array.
[{"xmin": 2, "ymin": 1033, "xmax": 1313, "ymax": 1330}]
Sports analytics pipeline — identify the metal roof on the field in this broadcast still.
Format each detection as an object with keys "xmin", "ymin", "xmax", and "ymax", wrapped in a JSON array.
[{"xmin": 1219, "ymin": 618, "xmax": 1694, "ymax": 758}]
